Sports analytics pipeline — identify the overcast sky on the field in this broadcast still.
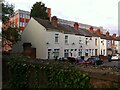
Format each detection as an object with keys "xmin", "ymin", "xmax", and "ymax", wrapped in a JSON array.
[{"xmin": 4, "ymin": 0, "xmax": 120, "ymax": 34}]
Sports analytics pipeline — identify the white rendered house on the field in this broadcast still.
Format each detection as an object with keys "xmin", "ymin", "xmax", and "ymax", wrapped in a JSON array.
[{"xmin": 22, "ymin": 16, "xmax": 88, "ymax": 59}]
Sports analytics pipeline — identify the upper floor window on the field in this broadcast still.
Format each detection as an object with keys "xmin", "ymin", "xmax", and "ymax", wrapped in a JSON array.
[
  {"xmin": 55, "ymin": 34, "xmax": 59, "ymax": 43},
  {"xmin": 65, "ymin": 35, "xmax": 68, "ymax": 44},
  {"xmin": 20, "ymin": 13, "xmax": 24, "ymax": 18},
  {"xmin": 95, "ymin": 39, "xmax": 97, "ymax": 46},
  {"xmin": 101, "ymin": 40, "xmax": 104, "ymax": 45},
  {"xmin": 20, "ymin": 22, "xmax": 24, "ymax": 27},
  {"xmin": 26, "ymin": 14, "xmax": 30, "ymax": 19},
  {"xmin": 86, "ymin": 38, "xmax": 89, "ymax": 45},
  {"xmin": 79, "ymin": 37, "xmax": 82, "ymax": 44}
]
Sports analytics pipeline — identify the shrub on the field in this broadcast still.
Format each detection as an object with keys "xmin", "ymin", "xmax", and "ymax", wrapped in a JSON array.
[{"xmin": 6, "ymin": 55, "xmax": 92, "ymax": 88}]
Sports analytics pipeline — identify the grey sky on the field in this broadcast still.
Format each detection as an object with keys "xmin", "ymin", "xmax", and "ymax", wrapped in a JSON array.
[{"xmin": 4, "ymin": 0, "xmax": 120, "ymax": 34}]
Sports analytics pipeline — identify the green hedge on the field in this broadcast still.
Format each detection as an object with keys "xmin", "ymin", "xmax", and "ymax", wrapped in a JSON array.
[{"xmin": 6, "ymin": 55, "xmax": 92, "ymax": 89}]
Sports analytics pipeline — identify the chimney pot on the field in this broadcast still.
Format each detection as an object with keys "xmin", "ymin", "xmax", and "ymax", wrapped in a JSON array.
[
  {"xmin": 89, "ymin": 26, "xmax": 94, "ymax": 33},
  {"xmin": 95, "ymin": 29, "xmax": 101, "ymax": 35},
  {"xmin": 51, "ymin": 16, "xmax": 58, "ymax": 26},
  {"xmin": 112, "ymin": 33, "xmax": 116, "ymax": 38},
  {"xmin": 74, "ymin": 22, "xmax": 79, "ymax": 31},
  {"xmin": 106, "ymin": 31, "xmax": 110, "ymax": 37}
]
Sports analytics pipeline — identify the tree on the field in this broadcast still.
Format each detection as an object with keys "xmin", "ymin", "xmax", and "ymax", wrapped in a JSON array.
[
  {"xmin": 2, "ymin": 2, "xmax": 14, "ymax": 23},
  {"xmin": 2, "ymin": 2, "xmax": 20, "ymax": 52},
  {"xmin": 2, "ymin": 27, "xmax": 21, "ymax": 43},
  {"xmin": 30, "ymin": 2, "xmax": 49, "ymax": 20}
]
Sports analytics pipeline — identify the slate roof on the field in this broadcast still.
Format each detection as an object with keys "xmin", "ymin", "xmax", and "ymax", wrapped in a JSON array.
[
  {"xmin": 116, "ymin": 37, "xmax": 120, "ymax": 41},
  {"xmin": 33, "ymin": 17, "xmax": 119, "ymax": 41},
  {"xmin": 33, "ymin": 17, "xmax": 92, "ymax": 37}
]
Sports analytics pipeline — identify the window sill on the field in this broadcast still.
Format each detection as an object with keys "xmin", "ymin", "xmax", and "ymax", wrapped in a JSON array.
[
  {"xmin": 55, "ymin": 42, "xmax": 59, "ymax": 44},
  {"xmin": 65, "ymin": 43, "xmax": 69, "ymax": 45}
]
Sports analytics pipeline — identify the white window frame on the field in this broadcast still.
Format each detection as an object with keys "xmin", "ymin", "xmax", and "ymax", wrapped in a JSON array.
[
  {"xmin": 95, "ymin": 38, "xmax": 98, "ymax": 46},
  {"xmin": 20, "ymin": 22, "xmax": 23, "ymax": 26},
  {"xmin": 64, "ymin": 49, "xmax": 69, "ymax": 58},
  {"xmin": 65, "ymin": 35, "xmax": 68, "ymax": 44},
  {"xmin": 78, "ymin": 49, "xmax": 82, "ymax": 56},
  {"xmin": 54, "ymin": 49, "xmax": 59, "ymax": 58},
  {"xmin": 55, "ymin": 34, "xmax": 59, "ymax": 43}
]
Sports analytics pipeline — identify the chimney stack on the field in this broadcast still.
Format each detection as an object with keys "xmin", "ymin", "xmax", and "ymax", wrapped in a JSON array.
[
  {"xmin": 51, "ymin": 16, "xmax": 58, "ymax": 26},
  {"xmin": 112, "ymin": 34, "xmax": 116, "ymax": 38},
  {"xmin": 74, "ymin": 22, "xmax": 79, "ymax": 31},
  {"xmin": 106, "ymin": 31, "xmax": 110, "ymax": 37},
  {"xmin": 89, "ymin": 26, "xmax": 94, "ymax": 33},
  {"xmin": 95, "ymin": 29, "xmax": 101, "ymax": 35},
  {"xmin": 47, "ymin": 8, "xmax": 51, "ymax": 18}
]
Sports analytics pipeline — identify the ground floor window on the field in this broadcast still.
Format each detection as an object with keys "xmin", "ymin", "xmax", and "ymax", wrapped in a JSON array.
[
  {"xmin": 48, "ymin": 49, "xmax": 51, "ymax": 59},
  {"xmin": 101, "ymin": 49, "xmax": 102, "ymax": 55},
  {"xmin": 89, "ymin": 49, "xmax": 91, "ymax": 56},
  {"xmin": 54, "ymin": 49, "xmax": 60, "ymax": 58},
  {"xmin": 92, "ymin": 49, "xmax": 94, "ymax": 56},
  {"xmin": 78, "ymin": 49, "xmax": 82, "ymax": 56},
  {"xmin": 95, "ymin": 49, "xmax": 97, "ymax": 56},
  {"xmin": 85, "ymin": 49, "xmax": 88, "ymax": 56},
  {"xmin": 103, "ymin": 49, "xmax": 105, "ymax": 55},
  {"xmin": 64, "ymin": 49, "xmax": 69, "ymax": 58}
]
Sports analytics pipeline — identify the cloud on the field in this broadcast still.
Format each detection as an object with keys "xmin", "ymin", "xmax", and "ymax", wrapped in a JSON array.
[{"xmin": 5, "ymin": 0, "xmax": 120, "ymax": 34}]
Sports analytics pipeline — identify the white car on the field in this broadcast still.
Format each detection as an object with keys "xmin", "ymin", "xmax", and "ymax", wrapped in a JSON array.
[{"xmin": 111, "ymin": 54, "xmax": 120, "ymax": 61}]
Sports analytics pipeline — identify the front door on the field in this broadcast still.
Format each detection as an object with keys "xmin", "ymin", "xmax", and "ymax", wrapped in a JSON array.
[
  {"xmin": 48, "ymin": 49, "xmax": 51, "ymax": 59},
  {"xmin": 95, "ymin": 49, "xmax": 97, "ymax": 56}
]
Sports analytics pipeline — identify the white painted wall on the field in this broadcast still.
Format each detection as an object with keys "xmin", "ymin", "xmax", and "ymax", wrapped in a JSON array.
[
  {"xmin": 21, "ymin": 17, "xmax": 109, "ymax": 59},
  {"xmin": 115, "ymin": 40, "xmax": 119, "ymax": 53},
  {"xmin": 118, "ymin": 41, "xmax": 120, "ymax": 53},
  {"xmin": 21, "ymin": 18, "xmax": 47, "ymax": 59},
  {"xmin": 46, "ymin": 31, "xmax": 85, "ymax": 59},
  {"xmin": 85, "ymin": 37, "xmax": 100, "ymax": 56},
  {"xmin": 99, "ymin": 38, "xmax": 107, "ymax": 56}
]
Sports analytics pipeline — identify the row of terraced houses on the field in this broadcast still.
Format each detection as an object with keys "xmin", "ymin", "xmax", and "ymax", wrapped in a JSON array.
[{"xmin": 8, "ymin": 9, "xmax": 120, "ymax": 59}]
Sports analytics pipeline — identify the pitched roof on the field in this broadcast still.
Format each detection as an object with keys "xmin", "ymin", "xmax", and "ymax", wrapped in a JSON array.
[
  {"xmin": 33, "ymin": 17, "xmax": 118, "ymax": 41},
  {"xmin": 33, "ymin": 17, "xmax": 93, "ymax": 37},
  {"xmin": 116, "ymin": 37, "xmax": 120, "ymax": 41}
]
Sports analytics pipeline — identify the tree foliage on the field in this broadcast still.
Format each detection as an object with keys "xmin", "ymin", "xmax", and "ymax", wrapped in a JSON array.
[
  {"xmin": 2, "ymin": 2, "xmax": 20, "ymax": 52},
  {"xmin": 2, "ymin": 2, "xmax": 14, "ymax": 23},
  {"xmin": 30, "ymin": 2, "xmax": 49, "ymax": 20},
  {"xmin": 2, "ymin": 27, "xmax": 21, "ymax": 43},
  {"xmin": 6, "ymin": 55, "xmax": 92, "ymax": 88}
]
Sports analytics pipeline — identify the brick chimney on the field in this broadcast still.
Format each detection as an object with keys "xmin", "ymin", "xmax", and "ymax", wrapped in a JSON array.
[
  {"xmin": 112, "ymin": 34, "xmax": 116, "ymax": 38},
  {"xmin": 51, "ymin": 16, "xmax": 58, "ymax": 26},
  {"xmin": 95, "ymin": 29, "xmax": 101, "ymax": 35},
  {"xmin": 106, "ymin": 31, "xmax": 110, "ymax": 37},
  {"xmin": 74, "ymin": 22, "xmax": 79, "ymax": 31},
  {"xmin": 47, "ymin": 8, "xmax": 51, "ymax": 18},
  {"xmin": 89, "ymin": 26, "xmax": 94, "ymax": 33}
]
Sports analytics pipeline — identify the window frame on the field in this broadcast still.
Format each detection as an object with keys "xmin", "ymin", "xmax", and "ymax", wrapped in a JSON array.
[
  {"xmin": 65, "ymin": 35, "xmax": 68, "ymax": 44},
  {"xmin": 55, "ymin": 34, "xmax": 59, "ymax": 43}
]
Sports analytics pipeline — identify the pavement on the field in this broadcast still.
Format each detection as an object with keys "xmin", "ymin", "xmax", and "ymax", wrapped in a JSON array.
[{"xmin": 101, "ymin": 60, "xmax": 120, "ymax": 68}]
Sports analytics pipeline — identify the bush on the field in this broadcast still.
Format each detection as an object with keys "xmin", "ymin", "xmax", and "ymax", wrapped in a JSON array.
[{"xmin": 6, "ymin": 55, "xmax": 92, "ymax": 88}]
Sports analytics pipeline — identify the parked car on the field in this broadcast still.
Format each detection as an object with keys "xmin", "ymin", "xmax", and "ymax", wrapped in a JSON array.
[
  {"xmin": 87, "ymin": 56, "xmax": 103, "ymax": 65},
  {"xmin": 67, "ymin": 56, "xmax": 89, "ymax": 64},
  {"xmin": 78, "ymin": 59, "xmax": 90, "ymax": 64},
  {"xmin": 107, "ymin": 55, "xmax": 112, "ymax": 62},
  {"xmin": 111, "ymin": 54, "xmax": 120, "ymax": 61}
]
